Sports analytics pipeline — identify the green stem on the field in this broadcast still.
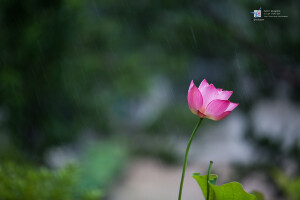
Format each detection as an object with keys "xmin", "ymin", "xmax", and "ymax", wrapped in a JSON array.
[
  {"xmin": 207, "ymin": 161, "xmax": 213, "ymax": 200},
  {"xmin": 178, "ymin": 118, "xmax": 204, "ymax": 200}
]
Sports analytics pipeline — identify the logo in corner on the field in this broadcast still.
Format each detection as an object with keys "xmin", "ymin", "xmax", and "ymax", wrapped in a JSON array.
[{"xmin": 251, "ymin": 7, "xmax": 261, "ymax": 18}]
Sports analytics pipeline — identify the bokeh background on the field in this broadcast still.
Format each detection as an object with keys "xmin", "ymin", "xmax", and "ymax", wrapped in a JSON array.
[{"xmin": 0, "ymin": 0, "xmax": 299, "ymax": 199}]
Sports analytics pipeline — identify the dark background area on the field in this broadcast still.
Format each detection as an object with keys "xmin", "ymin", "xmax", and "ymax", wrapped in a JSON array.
[{"xmin": 0, "ymin": 0, "xmax": 299, "ymax": 199}]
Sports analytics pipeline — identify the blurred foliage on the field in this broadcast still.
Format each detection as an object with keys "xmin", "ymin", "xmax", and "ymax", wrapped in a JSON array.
[
  {"xmin": 251, "ymin": 191, "xmax": 265, "ymax": 200},
  {"xmin": 132, "ymin": 134, "xmax": 179, "ymax": 165},
  {"xmin": 0, "ymin": 140, "xmax": 128, "ymax": 200},
  {"xmin": 77, "ymin": 140, "xmax": 128, "ymax": 191},
  {"xmin": 0, "ymin": 135, "xmax": 128, "ymax": 199},
  {"xmin": 1, "ymin": 0, "xmax": 299, "ymax": 159},
  {"xmin": 0, "ymin": 162, "xmax": 102, "ymax": 200},
  {"xmin": 244, "ymin": 127, "xmax": 300, "ymax": 175},
  {"xmin": 0, "ymin": 0, "xmax": 83, "ymax": 160},
  {"xmin": 272, "ymin": 169, "xmax": 300, "ymax": 200}
]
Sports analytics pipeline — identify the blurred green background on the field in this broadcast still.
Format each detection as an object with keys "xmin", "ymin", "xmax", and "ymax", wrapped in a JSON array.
[{"xmin": 0, "ymin": 0, "xmax": 299, "ymax": 199}]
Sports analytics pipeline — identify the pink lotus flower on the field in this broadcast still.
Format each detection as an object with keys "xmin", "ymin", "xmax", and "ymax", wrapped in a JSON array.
[{"xmin": 188, "ymin": 79, "xmax": 238, "ymax": 121}]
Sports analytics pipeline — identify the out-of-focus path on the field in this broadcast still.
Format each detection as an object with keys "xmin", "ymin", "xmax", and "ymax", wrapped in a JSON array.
[
  {"xmin": 109, "ymin": 158, "xmax": 275, "ymax": 200},
  {"xmin": 109, "ymin": 159, "xmax": 207, "ymax": 200}
]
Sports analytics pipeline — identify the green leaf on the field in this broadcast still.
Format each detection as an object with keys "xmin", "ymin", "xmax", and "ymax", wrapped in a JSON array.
[
  {"xmin": 192, "ymin": 173, "xmax": 218, "ymax": 200},
  {"xmin": 192, "ymin": 173, "xmax": 258, "ymax": 200}
]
